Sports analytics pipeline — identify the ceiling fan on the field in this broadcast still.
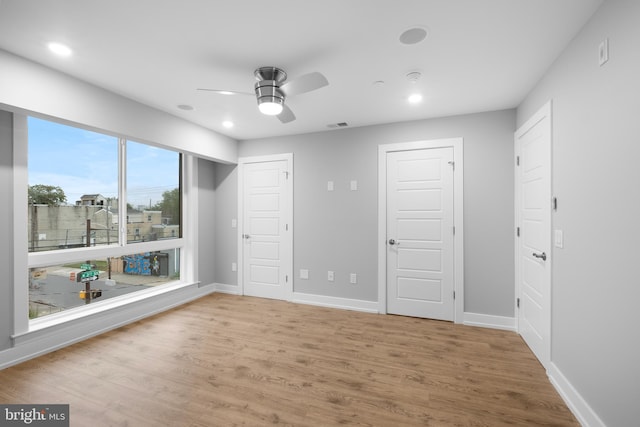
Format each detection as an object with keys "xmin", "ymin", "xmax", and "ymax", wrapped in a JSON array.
[{"xmin": 198, "ymin": 66, "xmax": 329, "ymax": 123}]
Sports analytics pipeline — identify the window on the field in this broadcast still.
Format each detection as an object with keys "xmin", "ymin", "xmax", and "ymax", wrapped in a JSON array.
[
  {"xmin": 29, "ymin": 249, "xmax": 180, "ymax": 319},
  {"xmin": 28, "ymin": 118, "xmax": 118, "ymax": 252},
  {"xmin": 126, "ymin": 140, "xmax": 181, "ymax": 243},
  {"xmin": 27, "ymin": 116, "xmax": 185, "ymax": 319}
]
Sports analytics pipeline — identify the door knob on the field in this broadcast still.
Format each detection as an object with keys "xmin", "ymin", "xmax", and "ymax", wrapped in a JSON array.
[
  {"xmin": 532, "ymin": 251, "xmax": 547, "ymax": 261},
  {"xmin": 243, "ymin": 234, "xmax": 250, "ymax": 239},
  {"xmin": 388, "ymin": 239, "xmax": 399, "ymax": 246}
]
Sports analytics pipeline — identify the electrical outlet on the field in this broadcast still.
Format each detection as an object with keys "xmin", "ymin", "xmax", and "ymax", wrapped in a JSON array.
[
  {"xmin": 328, "ymin": 271, "xmax": 334, "ymax": 282},
  {"xmin": 231, "ymin": 262, "xmax": 237, "ymax": 272},
  {"xmin": 327, "ymin": 181, "xmax": 334, "ymax": 191},
  {"xmin": 300, "ymin": 269, "xmax": 309, "ymax": 279},
  {"xmin": 350, "ymin": 180, "xmax": 358, "ymax": 191},
  {"xmin": 350, "ymin": 273, "xmax": 357, "ymax": 284},
  {"xmin": 231, "ymin": 219, "xmax": 237, "ymax": 228}
]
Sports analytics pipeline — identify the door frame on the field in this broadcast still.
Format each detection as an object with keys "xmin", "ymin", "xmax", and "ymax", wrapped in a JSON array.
[
  {"xmin": 237, "ymin": 153, "xmax": 294, "ymax": 300},
  {"xmin": 377, "ymin": 138, "xmax": 464, "ymax": 322},
  {"xmin": 514, "ymin": 101, "xmax": 552, "ymax": 369}
]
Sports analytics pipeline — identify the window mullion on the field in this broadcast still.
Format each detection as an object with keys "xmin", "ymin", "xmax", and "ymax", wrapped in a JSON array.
[
  {"xmin": 118, "ymin": 138, "xmax": 127, "ymax": 246},
  {"xmin": 14, "ymin": 113, "xmax": 30, "ymax": 335}
]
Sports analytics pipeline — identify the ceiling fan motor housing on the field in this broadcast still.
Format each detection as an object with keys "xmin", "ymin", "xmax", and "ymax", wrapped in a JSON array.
[
  {"xmin": 254, "ymin": 66, "xmax": 287, "ymax": 83},
  {"xmin": 255, "ymin": 80, "xmax": 285, "ymax": 106}
]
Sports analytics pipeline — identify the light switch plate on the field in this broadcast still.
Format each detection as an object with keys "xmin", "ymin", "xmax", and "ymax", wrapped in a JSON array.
[
  {"xmin": 350, "ymin": 273, "xmax": 357, "ymax": 284},
  {"xmin": 300, "ymin": 269, "xmax": 309, "ymax": 279},
  {"xmin": 350, "ymin": 180, "xmax": 358, "ymax": 191},
  {"xmin": 327, "ymin": 181, "xmax": 334, "ymax": 191},
  {"xmin": 554, "ymin": 229, "xmax": 564, "ymax": 248}
]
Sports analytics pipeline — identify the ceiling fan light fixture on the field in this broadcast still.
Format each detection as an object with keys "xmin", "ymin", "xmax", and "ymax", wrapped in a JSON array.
[
  {"xmin": 199, "ymin": 66, "xmax": 326, "ymax": 122},
  {"xmin": 255, "ymin": 78, "xmax": 285, "ymax": 116},
  {"xmin": 258, "ymin": 98, "xmax": 284, "ymax": 115}
]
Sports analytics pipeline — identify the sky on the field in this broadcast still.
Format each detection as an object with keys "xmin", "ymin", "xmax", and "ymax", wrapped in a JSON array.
[{"xmin": 28, "ymin": 116, "xmax": 180, "ymax": 208}]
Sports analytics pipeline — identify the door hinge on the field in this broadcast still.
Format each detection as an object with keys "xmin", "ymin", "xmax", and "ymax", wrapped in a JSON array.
[
  {"xmin": 552, "ymin": 197, "xmax": 558, "ymax": 211},
  {"xmin": 283, "ymin": 171, "xmax": 290, "ymax": 179},
  {"xmin": 516, "ymin": 156, "xmax": 520, "ymax": 166},
  {"xmin": 285, "ymin": 275, "xmax": 288, "ymax": 283},
  {"xmin": 448, "ymin": 160, "xmax": 455, "ymax": 170},
  {"xmin": 516, "ymin": 226, "xmax": 520, "ymax": 237},
  {"xmin": 453, "ymin": 291, "xmax": 456, "ymax": 300},
  {"xmin": 285, "ymin": 224, "xmax": 289, "ymax": 231},
  {"xmin": 453, "ymin": 226, "xmax": 456, "ymax": 235},
  {"xmin": 516, "ymin": 297, "xmax": 520, "ymax": 308}
]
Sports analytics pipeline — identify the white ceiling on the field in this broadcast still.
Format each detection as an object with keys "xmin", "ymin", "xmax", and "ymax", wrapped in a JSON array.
[{"xmin": 0, "ymin": 0, "xmax": 603, "ymax": 140}]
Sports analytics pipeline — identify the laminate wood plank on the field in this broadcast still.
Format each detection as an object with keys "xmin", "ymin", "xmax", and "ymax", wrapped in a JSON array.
[{"xmin": 0, "ymin": 294, "xmax": 578, "ymax": 426}]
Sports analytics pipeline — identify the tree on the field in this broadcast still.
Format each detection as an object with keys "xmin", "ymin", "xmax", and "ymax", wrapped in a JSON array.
[
  {"xmin": 152, "ymin": 188, "xmax": 180, "ymax": 224},
  {"xmin": 28, "ymin": 184, "xmax": 67, "ymax": 206}
]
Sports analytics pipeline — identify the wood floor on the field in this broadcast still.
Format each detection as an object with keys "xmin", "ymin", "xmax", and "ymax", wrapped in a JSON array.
[{"xmin": 0, "ymin": 294, "xmax": 578, "ymax": 426}]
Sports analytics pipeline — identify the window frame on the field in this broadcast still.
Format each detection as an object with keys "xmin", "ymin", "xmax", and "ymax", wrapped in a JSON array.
[{"xmin": 13, "ymin": 112, "xmax": 197, "ymax": 335}]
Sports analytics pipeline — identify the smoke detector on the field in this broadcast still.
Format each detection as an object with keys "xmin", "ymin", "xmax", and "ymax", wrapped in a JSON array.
[{"xmin": 399, "ymin": 27, "xmax": 428, "ymax": 45}]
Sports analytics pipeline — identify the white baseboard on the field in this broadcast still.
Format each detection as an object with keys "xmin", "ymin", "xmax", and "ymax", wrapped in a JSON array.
[
  {"xmin": 0, "ymin": 283, "xmax": 215, "ymax": 370},
  {"xmin": 213, "ymin": 283, "xmax": 241, "ymax": 295},
  {"xmin": 463, "ymin": 312, "xmax": 516, "ymax": 331},
  {"xmin": 292, "ymin": 292, "xmax": 379, "ymax": 314},
  {"xmin": 548, "ymin": 362, "xmax": 606, "ymax": 427}
]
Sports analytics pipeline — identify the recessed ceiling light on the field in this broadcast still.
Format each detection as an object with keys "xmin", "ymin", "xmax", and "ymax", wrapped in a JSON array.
[
  {"xmin": 406, "ymin": 71, "xmax": 422, "ymax": 83},
  {"xmin": 177, "ymin": 104, "xmax": 194, "ymax": 111},
  {"xmin": 222, "ymin": 120, "xmax": 234, "ymax": 128},
  {"xmin": 408, "ymin": 94, "xmax": 423, "ymax": 104},
  {"xmin": 399, "ymin": 27, "xmax": 428, "ymax": 45},
  {"xmin": 47, "ymin": 42, "xmax": 72, "ymax": 57}
]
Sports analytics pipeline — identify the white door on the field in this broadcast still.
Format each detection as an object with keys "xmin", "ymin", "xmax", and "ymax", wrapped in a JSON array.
[
  {"xmin": 515, "ymin": 102, "xmax": 551, "ymax": 369},
  {"xmin": 386, "ymin": 147, "xmax": 455, "ymax": 321},
  {"xmin": 240, "ymin": 155, "xmax": 292, "ymax": 301}
]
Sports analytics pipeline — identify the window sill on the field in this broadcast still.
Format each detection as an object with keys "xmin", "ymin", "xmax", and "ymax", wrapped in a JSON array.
[{"xmin": 14, "ymin": 280, "xmax": 201, "ymax": 345}]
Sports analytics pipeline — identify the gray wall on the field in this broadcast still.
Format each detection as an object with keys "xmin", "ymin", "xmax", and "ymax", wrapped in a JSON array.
[
  {"xmin": 0, "ymin": 110, "xmax": 14, "ymax": 351},
  {"xmin": 213, "ymin": 163, "xmax": 239, "ymax": 287},
  {"xmin": 518, "ymin": 0, "xmax": 639, "ymax": 425},
  {"xmin": 197, "ymin": 158, "xmax": 217, "ymax": 286},
  {"xmin": 223, "ymin": 109, "xmax": 515, "ymax": 316}
]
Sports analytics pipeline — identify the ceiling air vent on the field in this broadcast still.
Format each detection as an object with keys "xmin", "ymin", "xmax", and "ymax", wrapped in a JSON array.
[{"xmin": 327, "ymin": 122, "xmax": 349, "ymax": 129}]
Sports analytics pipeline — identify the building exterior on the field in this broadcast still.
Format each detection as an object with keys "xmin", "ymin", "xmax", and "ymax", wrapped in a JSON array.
[
  {"xmin": 28, "ymin": 194, "xmax": 176, "ymax": 251},
  {"xmin": 75, "ymin": 194, "xmax": 108, "ymax": 206}
]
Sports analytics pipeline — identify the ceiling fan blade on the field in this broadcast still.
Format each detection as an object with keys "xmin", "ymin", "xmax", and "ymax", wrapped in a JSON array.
[
  {"xmin": 196, "ymin": 88, "xmax": 253, "ymax": 96},
  {"xmin": 280, "ymin": 72, "xmax": 328, "ymax": 97},
  {"xmin": 277, "ymin": 104, "xmax": 296, "ymax": 123}
]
